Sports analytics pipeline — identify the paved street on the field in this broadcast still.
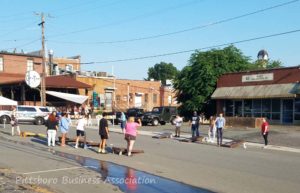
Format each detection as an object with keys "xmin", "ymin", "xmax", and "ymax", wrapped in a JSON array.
[{"xmin": 0, "ymin": 123, "xmax": 300, "ymax": 193}]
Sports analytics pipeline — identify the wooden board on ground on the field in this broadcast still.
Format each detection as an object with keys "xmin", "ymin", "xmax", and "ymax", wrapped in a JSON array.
[
  {"xmin": 152, "ymin": 132, "xmax": 172, "ymax": 139},
  {"xmin": 21, "ymin": 132, "xmax": 46, "ymax": 138},
  {"xmin": 179, "ymin": 136, "xmax": 204, "ymax": 143},
  {"xmin": 221, "ymin": 140, "xmax": 245, "ymax": 148},
  {"xmin": 58, "ymin": 137, "xmax": 100, "ymax": 146},
  {"xmin": 112, "ymin": 147, "xmax": 144, "ymax": 155}
]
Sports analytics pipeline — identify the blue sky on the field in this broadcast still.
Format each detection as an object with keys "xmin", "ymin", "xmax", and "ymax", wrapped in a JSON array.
[{"xmin": 1, "ymin": 0, "xmax": 299, "ymax": 79}]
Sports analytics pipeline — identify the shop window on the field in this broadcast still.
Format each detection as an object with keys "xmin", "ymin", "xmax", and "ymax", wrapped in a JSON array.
[
  {"xmin": 253, "ymin": 99, "xmax": 261, "ymax": 117},
  {"xmin": 0, "ymin": 57, "xmax": 3, "ymax": 71},
  {"xmin": 294, "ymin": 99, "xmax": 300, "ymax": 120},
  {"xmin": 271, "ymin": 99, "xmax": 281, "ymax": 120},
  {"xmin": 225, "ymin": 100, "xmax": 233, "ymax": 116},
  {"xmin": 244, "ymin": 100, "xmax": 252, "ymax": 117}
]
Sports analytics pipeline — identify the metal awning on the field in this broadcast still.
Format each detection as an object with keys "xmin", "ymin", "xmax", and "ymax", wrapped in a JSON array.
[
  {"xmin": 211, "ymin": 83, "xmax": 300, "ymax": 99},
  {"xmin": 46, "ymin": 91, "xmax": 88, "ymax": 104},
  {"xmin": 0, "ymin": 96, "xmax": 18, "ymax": 106}
]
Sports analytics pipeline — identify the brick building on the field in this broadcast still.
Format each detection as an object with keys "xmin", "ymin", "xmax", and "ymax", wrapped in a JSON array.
[
  {"xmin": 0, "ymin": 51, "xmax": 43, "ymax": 74},
  {"xmin": 76, "ymin": 76, "xmax": 178, "ymax": 111},
  {"xmin": 211, "ymin": 66, "xmax": 300, "ymax": 124}
]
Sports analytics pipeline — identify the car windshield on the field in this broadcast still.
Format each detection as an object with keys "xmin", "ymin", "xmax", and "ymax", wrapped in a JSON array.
[{"xmin": 152, "ymin": 107, "xmax": 163, "ymax": 113}]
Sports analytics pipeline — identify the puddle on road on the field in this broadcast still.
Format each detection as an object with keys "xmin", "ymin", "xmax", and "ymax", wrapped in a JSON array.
[
  {"xmin": 54, "ymin": 151, "xmax": 214, "ymax": 193},
  {"xmin": 0, "ymin": 135, "xmax": 214, "ymax": 193}
]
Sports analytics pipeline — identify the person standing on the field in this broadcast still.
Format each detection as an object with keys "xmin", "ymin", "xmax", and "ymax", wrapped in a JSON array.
[
  {"xmin": 98, "ymin": 112, "xmax": 109, "ymax": 154},
  {"xmin": 125, "ymin": 117, "xmax": 141, "ymax": 156},
  {"xmin": 10, "ymin": 106, "xmax": 21, "ymax": 136},
  {"xmin": 215, "ymin": 113, "xmax": 226, "ymax": 147},
  {"xmin": 120, "ymin": 112, "xmax": 127, "ymax": 133},
  {"xmin": 59, "ymin": 113, "xmax": 71, "ymax": 147},
  {"xmin": 190, "ymin": 111, "xmax": 201, "ymax": 138},
  {"xmin": 74, "ymin": 115, "xmax": 88, "ymax": 149},
  {"xmin": 174, "ymin": 115, "xmax": 183, "ymax": 137},
  {"xmin": 261, "ymin": 118, "xmax": 269, "ymax": 148},
  {"xmin": 46, "ymin": 111, "xmax": 58, "ymax": 147},
  {"xmin": 208, "ymin": 116, "xmax": 216, "ymax": 143}
]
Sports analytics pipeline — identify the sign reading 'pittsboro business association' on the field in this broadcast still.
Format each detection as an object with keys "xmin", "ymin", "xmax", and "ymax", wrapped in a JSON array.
[{"xmin": 242, "ymin": 73, "xmax": 274, "ymax": 82}]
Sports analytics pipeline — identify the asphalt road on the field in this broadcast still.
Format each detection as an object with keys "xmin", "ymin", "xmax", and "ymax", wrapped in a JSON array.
[{"xmin": 0, "ymin": 123, "xmax": 300, "ymax": 193}]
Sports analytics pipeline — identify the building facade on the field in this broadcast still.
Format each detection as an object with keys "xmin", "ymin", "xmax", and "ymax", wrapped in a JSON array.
[
  {"xmin": 77, "ymin": 76, "xmax": 178, "ymax": 112},
  {"xmin": 212, "ymin": 66, "xmax": 300, "ymax": 125}
]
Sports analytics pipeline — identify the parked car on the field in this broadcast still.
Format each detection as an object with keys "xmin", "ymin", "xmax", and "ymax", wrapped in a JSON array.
[
  {"xmin": 0, "ymin": 105, "xmax": 50, "ymax": 125},
  {"xmin": 141, "ymin": 106, "xmax": 177, "ymax": 126}
]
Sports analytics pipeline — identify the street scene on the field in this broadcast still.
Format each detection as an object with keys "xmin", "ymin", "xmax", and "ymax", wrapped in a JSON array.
[{"xmin": 1, "ymin": 0, "xmax": 300, "ymax": 193}]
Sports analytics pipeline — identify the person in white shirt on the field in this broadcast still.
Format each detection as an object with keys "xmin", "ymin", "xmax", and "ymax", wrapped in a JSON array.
[
  {"xmin": 174, "ymin": 115, "xmax": 183, "ymax": 138},
  {"xmin": 75, "ymin": 115, "xmax": 88, "ymax": 149},
  {"xmin": 10, "ymin": 106, "xmax": 21, "ymax": 136}
]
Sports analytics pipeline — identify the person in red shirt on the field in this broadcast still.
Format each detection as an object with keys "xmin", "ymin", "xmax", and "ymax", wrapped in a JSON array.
[{"xmin": 261, "ymin": 118, "xmax": 269, "ymax": 147}]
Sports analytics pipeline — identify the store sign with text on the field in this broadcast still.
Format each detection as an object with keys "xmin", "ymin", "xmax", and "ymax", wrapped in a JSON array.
[{"xmin": 242, "ymin": 73, "xmax": 273, "ymax": 82}]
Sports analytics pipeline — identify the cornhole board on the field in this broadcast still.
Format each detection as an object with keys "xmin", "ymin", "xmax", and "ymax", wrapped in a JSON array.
[
  {"xmin": 221, "ymin": 140, "xmax": 245, "ymax": 148},
  {"xmin": 58, "ymin": 137, "xmax": 100, "ymax": 146},
  {"xmin": 179, "ymin": 136, "xmax": 204, "ymax": 143},
  {"xmin": 112, "ymin": 147, "xmax": 144, "ymax": 155},
  {"xmin": 152, "ymin": 132, "xmax": 172, "ymax": 139},
  {"xmin": 21, "ymin": 132, "xmax": 46, "ymax": 138}
]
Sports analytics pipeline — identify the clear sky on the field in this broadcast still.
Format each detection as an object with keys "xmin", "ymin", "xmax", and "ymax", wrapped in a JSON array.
[{"xmin": 1, "ymin": 0, "xmax": 299, "ymax": 79}]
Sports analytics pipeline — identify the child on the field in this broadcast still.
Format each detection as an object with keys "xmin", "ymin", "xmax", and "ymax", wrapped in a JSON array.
[{"xmin": 174, "ymin": 115, "xmax": 183, "ymax": 137}]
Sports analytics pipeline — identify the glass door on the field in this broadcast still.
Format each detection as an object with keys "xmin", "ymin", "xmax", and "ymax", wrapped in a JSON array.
[
  {"xmin": 234, "ymin": 100, "xmax": 243, "ymax": 117},
  {"xmin": 282, "ymin": 99, "xmax": 293, "ymax": 124}
]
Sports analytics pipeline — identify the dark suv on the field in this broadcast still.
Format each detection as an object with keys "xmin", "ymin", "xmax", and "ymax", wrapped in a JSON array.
[
  {"xmin": 126, "ymin": 108, "xmax": 144, "ymax": 122},
  {"xmin": 141, "ymin": 106, "xmax": 177, "ymax": 126}
]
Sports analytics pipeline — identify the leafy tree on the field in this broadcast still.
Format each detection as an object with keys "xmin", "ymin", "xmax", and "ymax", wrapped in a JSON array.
[
  {"xmin": 252, "ymin": 59, "xmax": 283, "ymax": 69},
  {"xmin": 173, "ymin": 45, "xmax": 254, "ymax": 117},
  {"xmin": 147, "ymin": 62, "xmax": 178, "ymax": 85}
]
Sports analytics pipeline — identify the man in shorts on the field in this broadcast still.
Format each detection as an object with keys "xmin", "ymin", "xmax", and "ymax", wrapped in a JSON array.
[
  {"xmin": 75, "ymin": 115, "xmax": 88, "ymax": 149},
  {"xmin": 99, "ymin": 112, "xmax": 109, "ymax": 154}
]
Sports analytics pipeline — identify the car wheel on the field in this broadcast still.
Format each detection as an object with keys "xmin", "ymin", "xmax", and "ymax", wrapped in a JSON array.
[
  {"xmin": 152, "ymin": 118, "xmax": 159, "ymax": 126},
  {"xmin": 160, "ymin": 121, "xmax": 166, "ymax": 125},
  {"xmin": 35, "ymin": 117, "xmax": 44, "ymax": 125},
  {"xmin": 0, "ymin": 115, "xmax": 11, "ymax": 124}
]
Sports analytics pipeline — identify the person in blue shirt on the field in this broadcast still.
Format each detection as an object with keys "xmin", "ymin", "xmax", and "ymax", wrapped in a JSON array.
[
  {"xmin": 59, "ymin": 112, "xmax": 71, "ymax": 147},
  {"xmin": 120, "ymin": 112, "xmax": 127, "ymax": 133},
  {"xmin": 215, "ymin": 113, "xmax": 226, "ymax": 146}
]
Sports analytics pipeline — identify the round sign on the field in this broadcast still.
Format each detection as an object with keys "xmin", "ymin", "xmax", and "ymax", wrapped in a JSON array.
[{"xmin": 25, "ymin": 71, "xmax": 41, "ymax": 88}]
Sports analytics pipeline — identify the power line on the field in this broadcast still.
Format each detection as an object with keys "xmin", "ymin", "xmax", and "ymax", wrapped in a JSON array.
[
  {"xmin": 47, "ymin": 0, "xmax": 202, "ymax": 38},
  {"xmin": 78, "ymin": 29, "xmax": 300, "ymax": 64},
  {"xmin": 3, "ymin": 38, "xmax": 41, "ymax": 51},
  {"xmin": 48, "ymin": 0, "xmax": 299, "ymax": 45},
  {"xmin": 2, "ymin": 29, "xmax": 300, "ymax": 65}
]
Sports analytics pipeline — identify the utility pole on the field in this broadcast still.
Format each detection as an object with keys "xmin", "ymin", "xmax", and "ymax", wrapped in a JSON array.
[{"xmin": 37, "ymin": 13, "xmax": 46, "ymax": 106}]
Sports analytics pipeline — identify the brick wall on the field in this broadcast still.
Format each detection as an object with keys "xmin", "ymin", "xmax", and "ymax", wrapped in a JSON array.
[{"xmin": 0, "ymin": 53, "xmax": 43, "ymax": 74}]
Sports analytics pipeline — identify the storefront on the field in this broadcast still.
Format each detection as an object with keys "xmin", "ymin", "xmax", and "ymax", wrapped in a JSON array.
[{"xmin": 211, "ymin": 66, "xmax": 300, "ymax": 124}]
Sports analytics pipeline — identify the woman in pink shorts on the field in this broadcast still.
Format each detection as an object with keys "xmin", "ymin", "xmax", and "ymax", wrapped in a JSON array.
[{"xmin": 125, "ymin": 117, "xmax": 141, "ymax": 156}]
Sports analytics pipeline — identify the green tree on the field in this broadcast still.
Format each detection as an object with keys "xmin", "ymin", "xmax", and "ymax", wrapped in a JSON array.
[
  {"xmin": 147, "ymin": 62, "xmax": 178, "ymax": 85},
  {"xmin": 252, "ymin": 59, "xmax": 283, "ymax": 69},
  {"xmin": 173, "ymin": 45, "xmax": 253, "ymax": 117}
]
